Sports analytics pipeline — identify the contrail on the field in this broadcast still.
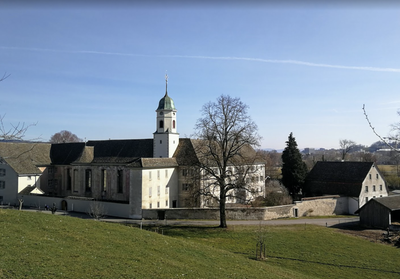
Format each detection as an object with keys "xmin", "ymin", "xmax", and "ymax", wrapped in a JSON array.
[{"xmin": 2, "ymin": 46, "xmax": 400, "ymax": 73}]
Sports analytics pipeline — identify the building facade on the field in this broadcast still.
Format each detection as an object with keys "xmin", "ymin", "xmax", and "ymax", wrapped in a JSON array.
[
  {"xmin": 0, "ymin": 142, "xmax": 50, "ymax": 205},
  {"xmin": 38, "ymin": 82, "xmax": 265, "ymax": 218},
  {"xmin": 304, "ymin": 161, "xmax": 389, "ymax": 214}
]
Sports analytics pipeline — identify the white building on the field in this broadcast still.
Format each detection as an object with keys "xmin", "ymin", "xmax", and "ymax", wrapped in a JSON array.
[
  {"xmin": 304, "ymin": 161, "xmax": 389, "ymax": 214},
  {"xmin": 0, "ymin": 142, "xmax": 50, "ymax": 205}
]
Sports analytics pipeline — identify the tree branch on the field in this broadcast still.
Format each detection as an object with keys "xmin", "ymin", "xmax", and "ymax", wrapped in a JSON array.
[{"xmin": 362, "ymin": 104, "xmax": 398, "ymax": 152}]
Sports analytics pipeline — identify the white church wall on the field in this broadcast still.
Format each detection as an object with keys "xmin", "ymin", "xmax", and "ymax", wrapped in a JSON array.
[{"xmin": 141, "ymin": 167, "xmax": 178, "ymax": 210}]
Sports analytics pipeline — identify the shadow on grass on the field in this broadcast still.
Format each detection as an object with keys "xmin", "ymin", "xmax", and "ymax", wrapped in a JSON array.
[
  {"xmin": 127, "ymin": 224, "xmax": 224, "ymax": 237},
  {"xmin": 329, "ymin": 221, "xmax": 366, "ymax": 230},
  {"xmin": 266, "ymin": 255, "xmax": 400, "ymax": 275}
]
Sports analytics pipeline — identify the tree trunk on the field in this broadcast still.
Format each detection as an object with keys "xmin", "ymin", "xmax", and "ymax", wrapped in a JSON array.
[
  {"xmin": 18, "ymin": 199, "xmax": 23, "ymax": 211},
  {"xmin": 219, "ymin": 191, "xmax": 227, "ymax": 228}
]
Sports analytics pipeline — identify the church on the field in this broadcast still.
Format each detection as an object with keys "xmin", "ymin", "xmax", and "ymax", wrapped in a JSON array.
[{"xmin": 41, "ymin": 79, "xmax": 265, "ymax": 219}]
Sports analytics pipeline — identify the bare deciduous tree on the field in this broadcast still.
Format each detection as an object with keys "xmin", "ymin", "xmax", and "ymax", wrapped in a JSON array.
[
  {"xmin": 339, "ymin": 139, "xmax": 356, "ymax": 161},
  {"xmin": 0, "ymin": 114, "xmax": 37, "ymax": 141},
  {"xmin": 363, "ymin": 104, "xmax": 399, "ymax": 152},
  {"xmin": 50, "ymin": 130, "xmax": 82, "ymax": 143},
  {"xmin": 193, "ymin": 95, "xmax": 261, "ymax": 228},
  {"xmin": 0, "ymin": 72, "xmax": 10, "ymax": 82},
  {"xmin": 88, "ymin": 201, "xmax": 107, "ymax": 220}
]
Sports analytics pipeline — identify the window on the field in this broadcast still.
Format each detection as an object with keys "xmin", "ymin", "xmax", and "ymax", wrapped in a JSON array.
[
  {"xmin": 365, "ymin": 197, "xmax": 368, "ymax": 203},
  {"xmin": 160, "ymin": 140, "xmax": 162, "ymax": 144},
  {"xmin": 159, "ymin": 120, "xmax": 164, "ymax": 129},
  {"xmin": 157, "ymin": 186, "xmax": 160, "ymax": 196},
  {"xmin": 149, "ymin": 187, "xmax": 152, "ymax": 197},
  {"xmin": 157, "ymin": 170, "xmax": 160, "ymax": 180},
  {"xmin": 165, "ymin": 185, "xmax": 169, "ymax": 195},
  {"xmin": 376, "ymin": 174, "xmax": 379, "ymax": 179},
  {"xmin": 380, "ymin": 185, "xmax": 383, "ymax": 191},
  {"xmin": 67, "ymin": 169, "xmax": 72, "ymax": 190},
  {"xmin": 373, "ymin": 185, "xmax": 376, "ymax": 192},
  {"xmin": 85, "ymin": 169, "xmax": 92, "ymax": 192},
  {"xmin": 149, "ymin": 203, "xmax": 152, "ymax": 209},
  {"xmin": 369, "ymin": 174, "xmax": 372, "ymax": 179},
  {"xmin": 117, "ymin": 170, "xmax": 123, "ymax": 193},
  {"xmin": 149, "ymin": 171, "xmax": 152, "ymax": 181},
  {"xmin": 157, "ymin": 201, "xmax": 160, "ymax": 208},
  {"xmin": 165, "ymin": 170, "xmax": 168, "ymax": 178},
  {"xmin": 73, "ymin": 169, "xmax": 79, "ymax": 192},
  {"xmin": 0, "ymin": 196, "xmax": 2, "ymax": 202},
  {"xmin": 0, "ymin": 169, "xmax": 6, "ymax": 176},
  {"xmin": 101, "ymin": 169, "xmax": 107, "ymax": 192},
  {"xmin": 182, "ymin": 183, "xmax": 191, "ymax": 191},
  {"xmin": 166, "ymin": 200, "xmax": 168, "ymax": 207},
  {"xmin": 173, "ymin": 120, "xmax": 176, "ymax": 129},
  {"xmin": 0, "ymin": 181, "xmax": 5, "ymax": 189},
  {"xmin": 365, "ymin": 186, "xmax": 368, "ymax": 192},
  {"xmin": 182, "ymin": 169, "xmax": 188, "ymax": 176},
  {"xmin": 48, "ymin": 179, "xmax": 54, "ymax": 189}
]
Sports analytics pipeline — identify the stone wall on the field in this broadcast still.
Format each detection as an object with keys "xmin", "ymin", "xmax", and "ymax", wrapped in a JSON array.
[
  {"xmin": 294, "ymin": 196, "xmax": 349, "ymax": 217},
  {"xmin": 143, "ymin": 196, "xmax": 350, "ymax": 220},
  {"xmin": 19, "ymin": 194, "xmax": 350, "ymax": 220},
  {"xmin": 19, "ymin": 194, "xmax": 130, "ymax": 218}
]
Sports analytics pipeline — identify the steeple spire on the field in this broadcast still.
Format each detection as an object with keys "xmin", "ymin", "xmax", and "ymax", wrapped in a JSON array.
[{"xmin": 165, "ymin": 73, "xmax": 168, "ymax": 95}]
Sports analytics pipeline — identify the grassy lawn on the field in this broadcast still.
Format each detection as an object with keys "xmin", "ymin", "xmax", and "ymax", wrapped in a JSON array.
[
  {"xmin": 1, "ymin": 209, "xmax": 400, "ymax": 278},
  {"xmin": 0, "ymin": 209, "xmax": 307, "ymax": 278},
  {"xmin": 161, "ymin": 224, "xmax": 400, "ymax": 279}
]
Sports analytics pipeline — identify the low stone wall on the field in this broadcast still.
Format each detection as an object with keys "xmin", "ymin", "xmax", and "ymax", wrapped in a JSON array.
[
  {"xmin": 143, "ymin": 196, "xmax": 350, "ymax": 220},
  {"xmin": 19, "ymin": 194, "xmax": 350, "ymax": 220},
  {"xmin": 294, "ymin": 196, "xmax": 349, "ymax": 217},
  {"xmin": 18, "ymin": 194, "xmax": 131, "ymax": 218},
  {"xmin": 143, "ymin": 205, "xmax": 294, "ymax": 220}
]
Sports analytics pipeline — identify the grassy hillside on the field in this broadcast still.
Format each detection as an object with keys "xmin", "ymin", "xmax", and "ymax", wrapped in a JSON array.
[
  {"xmin": 0, "ymin": 209, "xmax": 306, "ymax": 278},
  {"xmin": 163, "ymin": 225, "xmax": 400, "ymax": 278},
  {"xmin": 1, "ymin": 209, "xmax": 400, "ymax": 278}
]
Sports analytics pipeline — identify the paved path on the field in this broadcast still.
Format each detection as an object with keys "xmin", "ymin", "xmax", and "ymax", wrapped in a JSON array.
[
  {"xmin": 17, "ymin": 207, "xmax": 359, "ymax": 228},
  {"xmin": 103, "ymin": 216, "xmax": 360, "ymax": 228}
]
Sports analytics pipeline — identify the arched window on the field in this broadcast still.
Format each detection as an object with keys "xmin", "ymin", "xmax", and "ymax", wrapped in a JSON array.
[
  {"xmin": 173, "ymin": 120, "xmax": 176, "ymax": 129},
  {"xmin": 159, "ymin": 120, "xmax": 164, "ymax": 128}
]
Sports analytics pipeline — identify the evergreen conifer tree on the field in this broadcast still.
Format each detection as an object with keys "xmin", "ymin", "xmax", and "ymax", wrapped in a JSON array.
[{"xmin": 281, "ymin": 132, "xmax": 308, "ymax": 199}]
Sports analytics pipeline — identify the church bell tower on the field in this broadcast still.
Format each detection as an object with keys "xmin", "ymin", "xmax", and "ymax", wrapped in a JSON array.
[{"xmin": 153, "ymin": 75, "xmax": 179, "ymax": 158}]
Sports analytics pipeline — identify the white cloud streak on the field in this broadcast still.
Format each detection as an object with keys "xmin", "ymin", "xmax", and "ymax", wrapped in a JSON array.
[{"xmin": 2, "ymin": 46, "xmax": 400, "ymax": 73}]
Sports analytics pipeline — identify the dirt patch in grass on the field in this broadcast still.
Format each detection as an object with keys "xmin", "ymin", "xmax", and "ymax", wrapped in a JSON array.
[{"xmin": 332, "ymin": 223, "xmax": 400, "ymax": 247}]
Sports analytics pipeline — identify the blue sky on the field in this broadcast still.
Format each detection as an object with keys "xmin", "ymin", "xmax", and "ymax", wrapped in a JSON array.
[{"xmin": 1, "ymin": 2, "xmax": 400, "ymax": 150}]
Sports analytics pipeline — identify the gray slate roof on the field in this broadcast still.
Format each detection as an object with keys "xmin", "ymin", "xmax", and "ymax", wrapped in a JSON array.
[
  {"xmin": 304, "ymin": 161, "xmax": 375, "ymax": 197},
  {"xmin": 373, "ymin": 195, "xmax": 400, "ymax": 211},
  {"xmin": 173, "ymin": 138, "xmax": 260, "ymax": 167},
  {"xmin": 0, "ymin": 142, "xmax": 51, "ymax": 174},
  {"xmin": 50, "ymin": 139, "xmax": 154, "ymax": 165},
  {"xmin": 86, "ymin": 139, "xmax": 153, "ymax": 163},
  {"xmin": 49, "ymin": 137, "xmax": 261, "ymax": 169}
]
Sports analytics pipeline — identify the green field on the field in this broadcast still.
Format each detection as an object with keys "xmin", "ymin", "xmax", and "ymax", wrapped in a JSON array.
[{"xmin": 1, "ymin": 209, "xmax": 399, "ymax": 278}]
